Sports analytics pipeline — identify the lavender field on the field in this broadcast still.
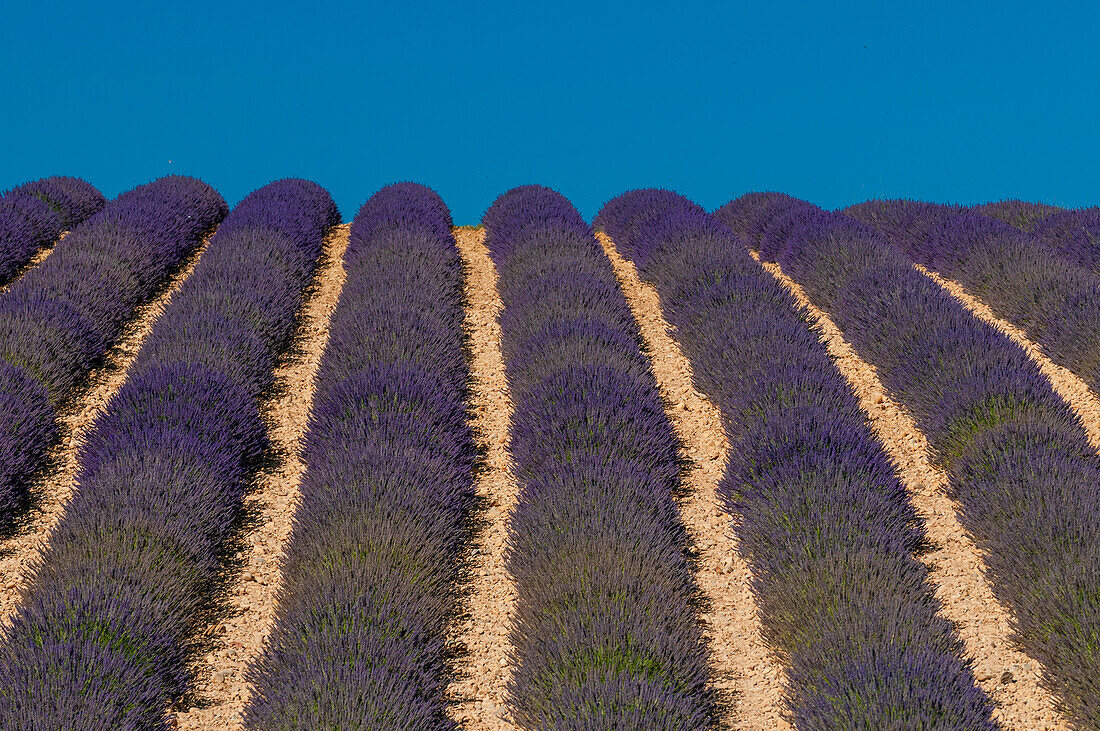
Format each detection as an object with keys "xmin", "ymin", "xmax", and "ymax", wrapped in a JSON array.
[{"xmin": 0, "ymin": 176, "xmax": 1097, "ymax": 730}]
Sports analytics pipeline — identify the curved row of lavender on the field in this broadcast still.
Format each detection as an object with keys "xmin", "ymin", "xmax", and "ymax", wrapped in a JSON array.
[
  {"xmin": 1030, "ymin": 207, "xmax": 1100, "ymax": 274},
  {"xmin": 4, "ymin": 176, "xmax": 106, "ymax": 230},
  {"xmin": 971, "ymin": 199, "xmax": 1061, "ymax": 233},
  {"xmin": 0, "ymin": 175, "xmax": 225, "ymax": 531},
  {"xmin": 843, "ymin": 199, "xmax": 1100, "ymax": 394},
  {"xmin": 0, "ymin": 177, "xmax": 105, "ymax": 287},
  {"xmin": 596, "ymin": 190, "xmax": 997, "ymax": 728},
  {"xmin": 244, "ymin": 183, "xmax": 476, "ymax": 729},
  {"xmin": 0, "ymin": 179, "xmax": 338, "ymax": 728},
  {"xmin": 484, "ymin": 185, "xmax": 713, "ymax": 728},
  {"xmin": 719, "ymin": 196, "xmax": 1099, "ymax": 727}
]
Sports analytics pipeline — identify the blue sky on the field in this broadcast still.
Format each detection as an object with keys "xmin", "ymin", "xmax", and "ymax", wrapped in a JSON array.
[{"xmin": 2, "ymin": 1, "xmax": 1097, "ymax": 222}]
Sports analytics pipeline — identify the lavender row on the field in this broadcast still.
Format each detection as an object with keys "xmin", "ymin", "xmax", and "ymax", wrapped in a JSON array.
[
  {"xmin": 243, "ymin": 183, "xmax": 475, "ymax": 729},
  {"xmin": 0, "ymin": 176, "xmax": 105, "ymax": 287},
  {"xmin": 844, "ymin": 199, "xmax": 1100, "ymax": 393},
  {"xmin": 1030, "ymin": 207, "xmax": 1100, "ymax": 274},
  {"xmin": 848, "ymin": 198, "xmax": 1060, "ymax": 237},
  {"xmin": 0, "ymin": 179, "xmax": 338, "ymax": 728},
  {"xmin": 597, "ymin": 190, "xmax": 995, "ymax": 728},
  {"xmin": 971, "ymin": 199, "xmax": 1061, "ymax": 233},
  {"xmin": 485, "ymin": 185, "xmax": 713, "ymax": 728},
  {"xmin": 719, "ymin": 197, "xmax": 1100, "ymax": 727},
  {"xmin": 0, "ymin": 175, "xmax": 225, "ymax": 529},
  {"xmin": 4, "ymin": 176, "xmax": 106, "ymax": 230}
]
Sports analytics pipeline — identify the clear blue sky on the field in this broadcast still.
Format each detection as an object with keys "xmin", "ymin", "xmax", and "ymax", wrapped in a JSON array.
[{"xmin": 2, "ymin": 1, "xmax": 1097, "ymax": 223}]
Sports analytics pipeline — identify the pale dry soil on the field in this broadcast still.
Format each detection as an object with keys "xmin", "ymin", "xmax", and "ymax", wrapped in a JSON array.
[
  {"xmin": 447, "ymin": 227, "xmax": 519, "ymax": 729},
  {"xmin": 916, "ymin": 264, "xmax": 1100, "ymax": 449},
  {"xmin": 599, "ymin": 233, "xmax": 789, "ymax": 731},
  {"xmin": 175, "ymin": 224, "xmax": 350, "ymax": 730},
  {"xmin": 0, "ymin": 236, "xmax": 211, "ymax": 631},
  {"xmin": 754, "ymin": 252, "xmax": 1065, "ymax": 729}
]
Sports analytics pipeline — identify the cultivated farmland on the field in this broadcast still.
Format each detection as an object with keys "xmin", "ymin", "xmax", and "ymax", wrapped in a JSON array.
[{"xmin": 0, "ymin": 178, "xmax": 1095, "ymax": 730}]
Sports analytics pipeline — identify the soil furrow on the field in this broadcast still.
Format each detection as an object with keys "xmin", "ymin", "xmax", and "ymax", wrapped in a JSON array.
[
  {"xmin": 0, "ymin": 235, "xmax": 212, "ymax": 631},
  {"xmin": 447, "ymin": 226, "xmax": 519, "ymax": 730},
  {"xmin": 175, "ymin": 224, "xmax": 350, "ymax": 730},
  {"xmin": 599, "ymin": 233, "xmax": 790, "ymax": 730},
  {"xmin": 916, "ymin": 263, "xmax": 1100, "ymax": 449},
  {"xmin": 753, "ymin": 251, "xmax": 1065, "ymax": 730}
]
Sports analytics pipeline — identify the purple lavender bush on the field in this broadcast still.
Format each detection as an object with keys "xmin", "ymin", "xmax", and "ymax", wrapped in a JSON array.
[
  {"xmin": 718, "ymin": 196, "xmax": 1100, "ymax": 728},
  {"xmin": 0, "ymin": 177, "xmax": 104, "ymax": 288},
  {"xmin": 0, "ymin": 179, "xmax": 336, "ymax": 729},
  {"xmin": 5, "ymin": 176, "xmax": 106, "ymax": 229},
  {"xmin": 972, "ymin": 199, "xmax": 1060, "ymax": 233},
  {"xmin": 0, "ymin": 176, "xmax": 224, "ymax": 531},
  {"xmin": 488, "ymin": 185, "xmax": 713, "ymax": 729},
  {"xmin": 845, "ymin": 199, "xmax": 1100, "ymax": 394},
  {"xmin": 243, "ymin": 183, "xmax": 475, "ymax": 730},
  {"xmin": 704, "ymin": 190, "xmax": 799, "ymax": 243},
  {"xmin": 1032, "ymin": 207, "xmax": 1100, "ymax": 274},
  {"xmin": 0, "ymin": 195, "xmax": 59, "ymax": 290},
  {"xmin": 599, "ymin": 192, "xmax": 997, "ymax": 729}
]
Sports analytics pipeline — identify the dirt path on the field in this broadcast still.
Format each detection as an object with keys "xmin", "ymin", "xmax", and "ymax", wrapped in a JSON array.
[
  {"xmin": 916, "ymin": 264, "xmax": 1100, "ymax": 449},
  {"xmin": 0, "ymin": 236, "xmax": 211, "ymax": 631},
  {"xmin": 0, "ymin": 232, "xmax": 63, "ymax": 297},
  {"xmin": 598, "ymin": 233, "xmax": 788, "ymax": 729},
  {"xmin": 447, "ymin": 227, "xmax": 519, "ymax": 730},
  {"xmin": 175, "ymin": 224, "xmax": 350, "ymax": 731},
  {"xmin": 753, "ymin": 252, "xmax": 1065, "ymax": 729}
]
